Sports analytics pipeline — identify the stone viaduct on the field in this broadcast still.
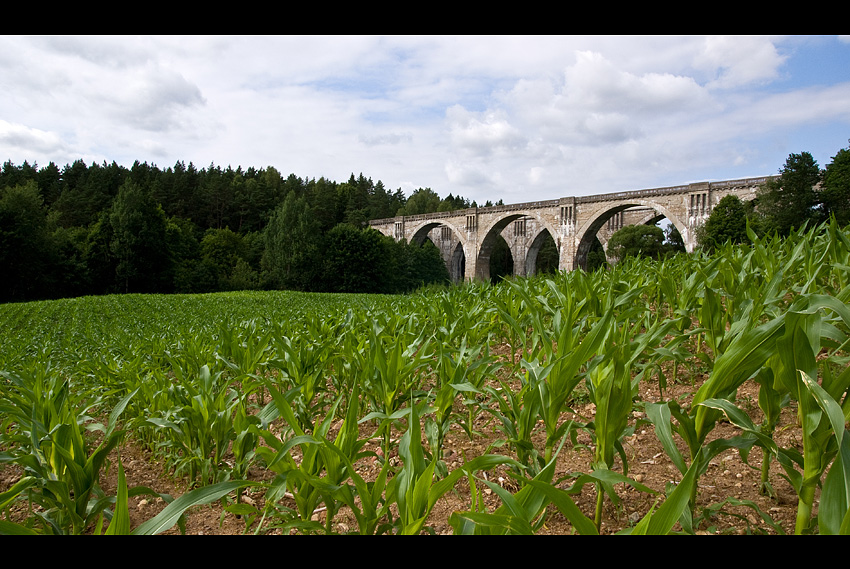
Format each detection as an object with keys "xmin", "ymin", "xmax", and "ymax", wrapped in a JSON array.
[{"xmin": 369, "ymin": 176, "xmax": 776, "ymax": 282}]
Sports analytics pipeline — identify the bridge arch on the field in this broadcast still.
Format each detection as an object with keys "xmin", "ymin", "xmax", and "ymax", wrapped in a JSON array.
[
  {"xmin": 408, "ymin": 218, "xmax": 467, "ymax": 247},
  {"xmin": 573, "ymin": 200, "xmax": 687, "ymax": 270},
  {"xmin": 407, "ymin": 218, "xmax": 469, "ymax": 282},
  {"xmin": 475, "ymin": 211, "xmax": 560, "ymax": 281},
  {"xmin": 449, "ymin": 241, "xmax": 466, "ymax": 282},
  {"xmin": 596, "ymin": 209, "xmax": 666, "ymax": 250}
]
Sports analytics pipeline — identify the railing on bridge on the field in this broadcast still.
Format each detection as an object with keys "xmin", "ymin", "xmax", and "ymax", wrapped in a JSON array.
[{"xmin": 575, "ymin": 176, "xmax": 776, "ymax": 204}]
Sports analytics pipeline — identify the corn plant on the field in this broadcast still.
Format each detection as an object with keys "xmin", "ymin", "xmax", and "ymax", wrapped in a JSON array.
[
  {"xmin": 267, "ymin": 331, "xmax": 334, "ymax": 432},
  {"xmin": 0, "ymin": 366, "xmax": 137, "ymax": 534},
  {"xmin": 425, "ymin": 338, "xmax": 500, "ymax": 478},
  {"xmin": 387, "ymin": 394, "xmax": 517, "ymax": 535},
  {"xmin": 423, "ymin": 283, "xmax": 495, "ymax": 352},
  {"xmin": 145, "ymin": 364, "xmax": 240, "ymax": 486},
  {"xmin": 324, "ymin": 447, "xmax": 394, "ymax": 534},
  {"xmin": 485, "ymin": 369, "xmax": 545, "ymax": 477},
  {"xmin": 753, "ymin": 366, "xmax": 790, "ymax": 497},
  {"xmin": 449, "ymin": 461, "xmax": 563, "ymax": 535},
  {"xmin": 645, "ymin": 309, "xmax": 787, "ymax": 529},
  {"xmin": 215, "ymin": 318, "xmax": 273, "ymax": 409},
  {"xmin": 255, "ymin": 379, "xmax": 371, "ymax": 534},
  {"xmin": 230, "ymin": 404, "xmax": 260, "ymax": 505},
  {"xmin": 493, "ymin": 285, "xmax": 535, "ymax": 369},
  {"xmin": 770, "ymin": 295, "xmax": 850, "ymax": 534},
  {"xmin": 449, "ymin": 436, "xmax": 589, "ymax": 535},
  {"xmin": 355, "ymin": 315, "xmax": 433, "ymax": 458},
  {"xmin": 529, "ymin": 301, "xmax": 614, "ymax": 467},
  {"xmin": 582, "ymin": 296, "xmax": 675, "ymax": 531},
  {"xmin": 585, "ymin": 353, "xmax": 634, "ymax": 531},
  {"xmin": 806, "ymin": 371, "xmax": 850, "ymax": 534}
]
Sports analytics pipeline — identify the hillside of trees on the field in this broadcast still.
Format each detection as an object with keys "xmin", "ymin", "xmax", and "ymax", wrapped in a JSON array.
[{"xmin": 0, "ymin": 160, "xmax": 501, "ymax": 303}]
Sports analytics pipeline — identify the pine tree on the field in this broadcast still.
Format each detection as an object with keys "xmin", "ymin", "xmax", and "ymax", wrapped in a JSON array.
[{"xmin": 821, "ymin": 142, "xmax": 850, "ymax": 226}]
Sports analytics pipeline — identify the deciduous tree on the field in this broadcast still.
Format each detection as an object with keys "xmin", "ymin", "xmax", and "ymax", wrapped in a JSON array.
[
  {"xmin": 0, "ymin": 181, "xmax": 51, "ymax": 301},
  {"xmin": 321, "ymin": 224, "xmax": 390, "ymax": 293},
  {"xmin": 607, "ymin": 224, "xmax": 664, "ymax": 263},
  {"xmin": 109, "ymin": 180, "xmax": 172, "ymax": 293},
  {"xmin": 698, "ymin": 194, "xmax": 750, "ymax": 252},
  {"xmin": 261, "ymin": 192, "xmax": 322, "ymax": 291}
]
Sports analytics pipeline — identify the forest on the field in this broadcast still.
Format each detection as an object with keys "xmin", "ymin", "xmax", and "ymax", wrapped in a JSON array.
[{"xmin": 0, "ymin": 160, "xmax": 503, "ymax": 303}]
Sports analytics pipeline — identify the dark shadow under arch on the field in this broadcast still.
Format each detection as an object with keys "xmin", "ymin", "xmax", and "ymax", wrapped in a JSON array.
[
  {"xmin": 475, "ymin": 213, "xmax": 525, "ymax": 281},
  {"xmin": 526, "ymin": 228, "xmax": 558, "ymax": 276},
  {"xmin": 450, "ymin": 241, "xmax": 465, "ymax": 282},
  {"xmin": 489, "ymin": 235, "xmax": 513, "ymax": 283}
]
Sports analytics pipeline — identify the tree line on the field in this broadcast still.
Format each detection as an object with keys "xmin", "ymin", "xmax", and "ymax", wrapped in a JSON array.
[
  {"xmin": 0, "ymin": 160, "xmax": 499, "ymax": 303},
  {"xmin": 4, "ymin": 141, "xmax": 847, "ymax": 303}
]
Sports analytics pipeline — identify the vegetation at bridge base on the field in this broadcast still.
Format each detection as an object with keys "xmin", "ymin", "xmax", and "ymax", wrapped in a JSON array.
[
  {"xmin": 695, "ymin": 195, "xmax": 760, "ymax": 254},
  {"xmin": 607, "ymin": 225, "xmax": 665, "ymax": 263},
  {"xmin": 757, "ymin": 151, "xmax": 823, "ymax": 237},
  {"xmin": 605, "ymin": 223, "xmax": 685, "ymax": 265},
  {"xmin": 821, "ymin": 144, "xmax": 850, "ymax": 226}
]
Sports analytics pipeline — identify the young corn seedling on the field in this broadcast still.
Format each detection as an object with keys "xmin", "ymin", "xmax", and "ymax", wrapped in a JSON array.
[
  {"xmin": 388, "ymin": 394, "xmax": 517, "ymax": 535},
  {"xmin": 256, "ymin": 379, "xmax": 371, "ymax": 534},
  {"xmin": 0, "ymin": 366, "xmax": 138, "ymax": 534},
  {"xmin": 449, "ymin": 436, "xmax": 574, "ymax": 535},
  {"xmin": 215, "ymin": 318, "xmax": 273, "ymax": 409},
  {"xmin": 425, "ymin": 337, "xmax": 498, "ymax": 477},
  {"xmin": 485, "ymin": 370, "xmax": 544, "ymax": 478},
  {"xmin": 645, "ymin": 308, "xmax": 787, "ymax": 531},
  {"xmin": 146, "ymin": 364, "xmax": 239, "ymax": 486},
  {"xmin": 356, "ymin": 317, "xmax": 432, "ymax": 459}
]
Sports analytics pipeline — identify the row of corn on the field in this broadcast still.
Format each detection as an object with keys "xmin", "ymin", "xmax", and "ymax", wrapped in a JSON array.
[{"xmin": 2, "ymin": 218, "xmax": 850, "ymax": 534}]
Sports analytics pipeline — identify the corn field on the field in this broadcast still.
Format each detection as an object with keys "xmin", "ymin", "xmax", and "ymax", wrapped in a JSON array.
[{"xmin": 2, "ymin": 220, "xmax": 850, "ymax": 535}]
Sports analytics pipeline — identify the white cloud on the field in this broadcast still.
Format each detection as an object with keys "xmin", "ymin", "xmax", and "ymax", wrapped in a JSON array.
[
  {"xmin": 0, "ymin": 120, "xmax": 70, "ymax": 160},
  {"xmin": 358, "ymin": 132, "xmax": 413, "ymax": 146},
  {"xmin": 100, "ymin": 65, "xmax": 206, "ymax": 132},
  {"xmin": 1, "ymin": 35, "xmax": 848, "ymax": 204},
  {"xmin": 693, "ymin": 36, "xmax": 788, "ymax": 89},
  {"xmin": 446, "ymin": 105, "xmax": 526, "ymax": 158}
]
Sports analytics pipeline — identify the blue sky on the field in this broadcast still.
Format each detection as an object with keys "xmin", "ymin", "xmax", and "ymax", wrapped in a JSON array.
[{"xmin": 1, "ymin": 35, "xmax": 848, "ymax": 206}]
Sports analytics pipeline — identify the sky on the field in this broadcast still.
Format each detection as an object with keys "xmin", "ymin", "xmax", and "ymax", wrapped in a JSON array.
[{"xmin": 1, "ymin": 35, "xmax": 849, "ymax": 206}]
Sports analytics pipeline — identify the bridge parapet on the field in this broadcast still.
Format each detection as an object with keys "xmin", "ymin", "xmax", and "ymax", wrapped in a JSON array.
[{"xmin": 575, "ymin": 176, "xmax": 775, "ymax": 204}]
